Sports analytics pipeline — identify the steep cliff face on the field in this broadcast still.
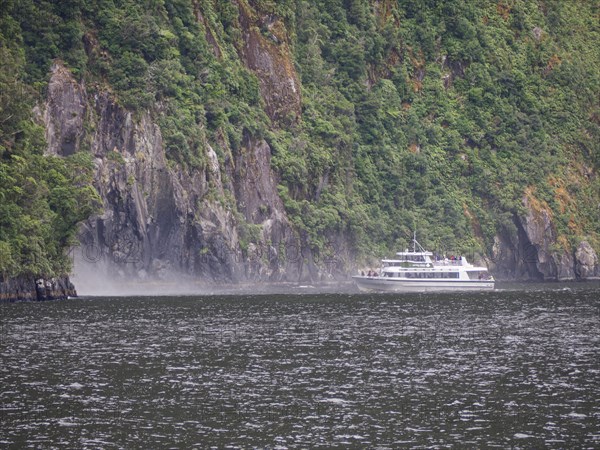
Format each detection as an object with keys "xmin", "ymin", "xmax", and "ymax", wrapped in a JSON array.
[
  {"xmin": 43, "ymin": 64, "xmax": 87, "ymax": 157},
  {"xmin": 490, "ymin": 191, "xmax": 599, "ymax": 281},
  {"xmin": 237, "ymin": 2, "xmax": 301, "ymax": 125},
  {"xmin": 41, "ymin": 63, "xmax": 304, "ymax": 286},
  {"xmin": 11, "ymin": 0, "xmax": 596, "ymax": 290},
  {"xmin": 0, "ymin": 276, "xmax": 76, "ymax": 302}
]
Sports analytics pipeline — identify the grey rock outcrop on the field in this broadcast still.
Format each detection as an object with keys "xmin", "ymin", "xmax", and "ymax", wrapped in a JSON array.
[
  {"xmin": 575, "ymin": 241, "xmax": 599, "ymax": 279},
  {"xmin": 43, "ymin": 64, "xmax": 87, "ymax": 156},
  {"xmin": 519, "ymin": 195, "xmax": 561, "ymax": 279},
  {"xmin": 42, "ymin": 63, "xmax": 304, "ymax": 286},
  {"xmin": 0, "ymin": 276, "xmax": 76, "ymax": 302},
  {"xmin": 490, "ymin": 192, "xmax": 598, "ymax": 281},
  {"xmin": 237, "ymin": 3, "xmax": 301, "ymax": 125}
]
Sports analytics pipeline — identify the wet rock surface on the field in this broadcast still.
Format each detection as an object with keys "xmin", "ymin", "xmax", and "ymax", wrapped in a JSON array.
[
  {"xmin": 20, "ymin": 16, "xmax": 598, "ymax": 291},
  {"xmin": 0, "ymin": 276, "xmax": 76, "ymax": 302},
  {"xmin": 489, "ymin": 191, "xmax": 598, "ymax": 281},
  {"xmin": 575, "ymin": 241, "xmax": 599, "ymax": 279},
  {"xmin": 42, "ymin": 63, "xmax": 307, "ymax": 286}
]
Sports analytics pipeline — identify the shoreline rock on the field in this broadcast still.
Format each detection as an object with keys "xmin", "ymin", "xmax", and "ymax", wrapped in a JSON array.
[{"xmin": 0, "ymin": 276, "xmax": 77, "ymax": 302}]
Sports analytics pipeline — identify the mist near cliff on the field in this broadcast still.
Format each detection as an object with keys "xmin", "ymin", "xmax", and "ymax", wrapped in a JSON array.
[{"xmin": 70, "ymin": 247, "xmax": 354, "ymax": 297}]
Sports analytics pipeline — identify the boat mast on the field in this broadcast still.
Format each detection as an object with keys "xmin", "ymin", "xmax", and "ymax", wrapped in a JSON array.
[{"xmin": 412, "ymin": 230, "xmax": 426, "ymax": 253}]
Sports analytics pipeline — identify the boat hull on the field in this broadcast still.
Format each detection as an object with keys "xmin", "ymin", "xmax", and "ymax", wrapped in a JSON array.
[{"xmin": 352, "ymin": 276, "xmax": 495, "ymax": 293}]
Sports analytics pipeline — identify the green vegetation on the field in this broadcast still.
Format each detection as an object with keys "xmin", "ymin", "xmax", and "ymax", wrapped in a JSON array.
[
  {"xmin": 1, "ymin": 0, "xmax": 599, "ymax": 278},
  {"xmin": 0, "ymin": 11, "xmax": 99, "ymax": 279},
  {"xmin": 282, "ymin": 0, "xmax": 600, "ymax": 257}
]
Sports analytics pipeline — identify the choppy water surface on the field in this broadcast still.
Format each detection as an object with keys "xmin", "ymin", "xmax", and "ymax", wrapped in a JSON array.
[{"xmin": 1, "ymin": 285, "xmax": 599, "ymax": 448}]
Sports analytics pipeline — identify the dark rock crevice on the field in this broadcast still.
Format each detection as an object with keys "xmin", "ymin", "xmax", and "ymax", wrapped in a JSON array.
[
  {"xmin": 514, "ymin": 217, "xmax": 546, "ymax": 281},
  {"xmin": 38, "ymin": 62, "xmax": 322, "ymax": 289}
]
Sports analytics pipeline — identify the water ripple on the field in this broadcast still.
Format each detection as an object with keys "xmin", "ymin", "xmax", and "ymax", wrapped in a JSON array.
[{"xmin": 1, "ymin": 289, "xmax": 599, "ymax": 448}]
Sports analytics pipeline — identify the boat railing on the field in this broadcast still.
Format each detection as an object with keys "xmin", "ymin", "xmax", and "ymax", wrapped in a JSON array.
[{"xmin": 433, "ymin": 258, "xmax": 466, "ymax": 267}]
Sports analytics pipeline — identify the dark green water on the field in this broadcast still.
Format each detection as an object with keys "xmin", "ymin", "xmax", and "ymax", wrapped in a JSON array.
[{"xmin": 1, "ymin": 285, "xmax": 599, "ymax": 448}]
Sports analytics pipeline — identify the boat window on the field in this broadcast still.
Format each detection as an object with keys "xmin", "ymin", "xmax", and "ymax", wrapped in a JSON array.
[
  {"xmin": 403, "ymin": 271, "xmax": 459, "ymax": 279},
  {"xmin": 404, "ymin": 255, "xmax": 425, "ymax": 262}
]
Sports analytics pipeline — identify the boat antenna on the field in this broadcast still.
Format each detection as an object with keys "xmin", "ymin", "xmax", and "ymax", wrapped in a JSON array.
[{"xmin": 412, "ymin": 230, "xmax": 426, "ymax": 253}]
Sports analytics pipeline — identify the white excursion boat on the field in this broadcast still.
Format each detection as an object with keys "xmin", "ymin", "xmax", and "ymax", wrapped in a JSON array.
[{"xmin": 353, "ymin": 236, "xmax": 495, "ymax": 292}]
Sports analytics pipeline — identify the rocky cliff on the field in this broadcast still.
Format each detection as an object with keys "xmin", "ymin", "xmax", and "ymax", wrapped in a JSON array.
[
  {"xmin": 491, "ymin": 193, "xmax": 599, "ymax": 281},
  {"xmin": 43, "ymin": 63, "xmax": 312, "ymax": 286},
  {"xmin": 0, "ymin": 276, "xmax": 76, "ymax": 302},
  {"xmin": 40, "ymin": 1, "xmax": 600, "ymax": 286},
  {"xmin": 2, "ymin": 0, "xmax": 598, "ymax": 297}
]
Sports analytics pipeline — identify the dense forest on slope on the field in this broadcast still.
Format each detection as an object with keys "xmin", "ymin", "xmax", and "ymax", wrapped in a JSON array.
[
  {"xmin": 1, "ymin": 0, "xmax": 599, "ymax": 282},
  {"xmin": 0, "ymin": 9, "xmax": 98, "ymax": 280}
]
